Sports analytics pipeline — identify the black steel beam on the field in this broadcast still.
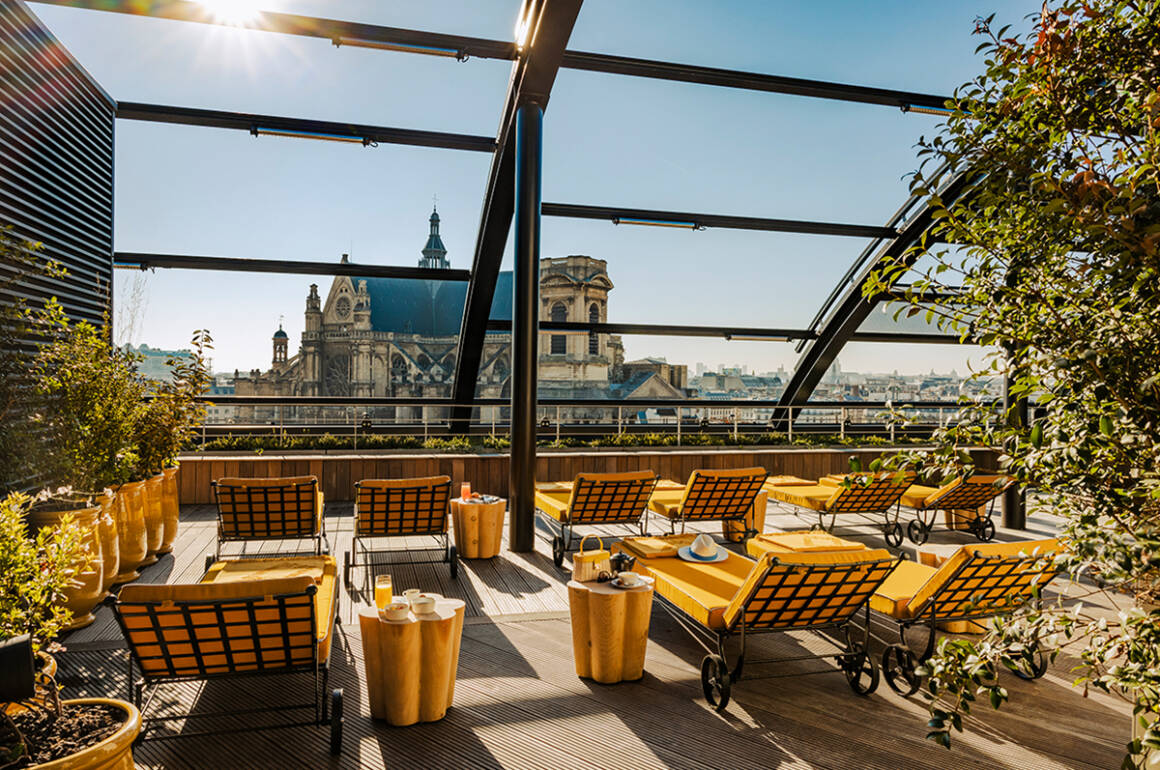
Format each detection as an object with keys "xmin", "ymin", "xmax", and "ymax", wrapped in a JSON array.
[
  {"xmin": 778, "ymin": 170, "xmax": 976, "ymax": 414},
  {"xmin": 116, "ymin": 102, "xmax": 496, "ymax": 153},
  {"xmin": 197, "ymin": 394, "xmax": 993, "ymax": 409},
  {"xmin": 450, "ymin": 0, "xmax": 583, "ymax": 432},
  {"xmin": 485, "ymin": 319, "xmax": 962, "ymax": 344},
  {"xmin": 114, "ymin": 252, "xmax": 471, "ymax": 282},
  {"xmin": 542, "ymin": 203, "xmax": 896, "ymax": 240}
]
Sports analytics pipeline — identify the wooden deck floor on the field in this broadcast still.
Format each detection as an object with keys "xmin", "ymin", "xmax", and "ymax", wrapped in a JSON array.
[{"xmin": 58, "ymin": 503, "xmax": 1130, "ymax": 769}]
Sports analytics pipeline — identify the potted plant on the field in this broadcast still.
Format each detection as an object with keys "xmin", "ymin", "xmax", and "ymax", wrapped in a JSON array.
[
  {"xmin": 31, "ymin": 300, "xmax": 149, "ymax": 585},
  {"xmin": 133, "ymin": 330, "xmax": 213, "ymax": 555}
]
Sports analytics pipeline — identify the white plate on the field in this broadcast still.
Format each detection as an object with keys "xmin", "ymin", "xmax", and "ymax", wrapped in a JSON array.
[{"xmin": 610, "ymin": 576, "xmax": 654, "ymax": 590}]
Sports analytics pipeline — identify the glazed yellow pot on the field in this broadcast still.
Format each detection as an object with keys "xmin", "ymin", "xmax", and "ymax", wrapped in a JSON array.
[
  {"xmin": 141, "ymin": 476, "xmax": 164, "ymax": 562},
  {"xmin": 157, "ymin": 467, "xmax": 180, "ymax": 554},
  {"xmin": 95, "ymin": 493, "xmax": 120, "ymax": 597},
  {"xmin": 110, "ymin": 481, "xmax": 148, "ymax": 583},
  {"xmin": 27, "ymin": 506, "xmax": 103, "ymax": 632},
  {"xmin": 28, "ymin": 698, "xmax": 140, "ymax": 770}
]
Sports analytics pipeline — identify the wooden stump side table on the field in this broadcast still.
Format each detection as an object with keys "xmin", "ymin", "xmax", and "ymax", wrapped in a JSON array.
[
  {"xmin": 567, "ymin": 579, "xmax": 653, "ymax": 684},
  {"xmin": 450, "ymin": 497, "xmax": 506, "ymax": 559},
  {"xmin": 358, "ymin": 597, "xmax": 466, "ymax": 726}
]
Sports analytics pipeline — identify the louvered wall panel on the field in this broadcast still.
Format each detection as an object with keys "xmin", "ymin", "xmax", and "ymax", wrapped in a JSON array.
[{"xmin": 0, "ymin": 0, "xmax": 114, "ymax": 326}]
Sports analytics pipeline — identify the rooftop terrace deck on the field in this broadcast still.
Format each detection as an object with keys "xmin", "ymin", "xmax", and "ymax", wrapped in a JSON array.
[{"xmin": 59, "ymin": 504, "xmax": 1128, "ymax": 769}]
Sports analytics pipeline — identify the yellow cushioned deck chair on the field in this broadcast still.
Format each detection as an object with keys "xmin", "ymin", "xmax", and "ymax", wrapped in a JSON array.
[
  {"xmin": 900, "ymin": 474, "xmax": 1014, "ymax": 545},
  {"xmin": 535, "ymin": 471, "xmax": 658, "ymax": 567},
  {"xmin": 649, "ymin": 467, "xmax": 767, "ymax": 537},
  {"xmin": 764, "ymin": 471, "xmax": 915, "ymax": 547},
  {"xmin": 615, "ymin": 537, "xmax": 898, "ymax": 711},
  {"xmin": 869, "ymin": 538, "xmax": 1059, "ymax": 696},
  {"xmin": 210, "ymin": 476, "xmax": 325, "ymax": 567},
  {"xmin": 114, "ymin": 555, "xmax": 343, "ymax": 754},
  {"xmin": 348, "ymin": 475, "xmax": 456, "ymax": 585}
]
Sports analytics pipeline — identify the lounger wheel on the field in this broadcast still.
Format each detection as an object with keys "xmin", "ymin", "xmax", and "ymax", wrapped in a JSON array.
[
  {"xmin": 883, "ymin": 522, "xmax": 903, "ymax": 548},
  {"xmin": 329, "ymin": 688, "xmax": 343, "ymax": 755},
  {"xmin": 204, "ymin": 554, "xmax": 214, "ymax": 573},
  {"xmin": 882, "ymin": 644, "xmax": 922, "ymax": 697},
  {"xmin": 1009, "ymin": 645, "xmax": 1048, "ymax": 680},
  {"xmin": 449, "ymin": 545, "xmax": 459, "ymax": 579},
  {"xmin": 906, "ymin": 520, "xmax": 930, "ymax": 546},
  {"xmin": 841, "ymin": 646, "xmax": 879, "ymax": 696},
  {"xmin": 552, "ymin": 536, "xmax": 565, "ymax": 567},
  {"xmin": 700, "ymin": 655, "xmax": 731, "ymax": 712},
  {"xmin": 974, "ymin": 518, "xmax": 997, "ymax": 542}
]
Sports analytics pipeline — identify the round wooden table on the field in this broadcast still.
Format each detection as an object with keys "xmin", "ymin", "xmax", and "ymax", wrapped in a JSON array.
[
  {"xmin": 358, "ymin": 597, "xmax": 466, "ymax": 726},
  {"xmin": 450, "ymin": 497, "xmax": 506, "ymax": 559},
  {"xmin": 567, "ymin": 578, "xmax": 653, "ymax": 684}
]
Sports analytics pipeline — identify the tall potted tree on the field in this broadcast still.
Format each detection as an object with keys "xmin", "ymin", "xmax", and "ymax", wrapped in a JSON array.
[{"xmin": 865, "ymin": 2, "xmax": 1160, "ymax": 766}]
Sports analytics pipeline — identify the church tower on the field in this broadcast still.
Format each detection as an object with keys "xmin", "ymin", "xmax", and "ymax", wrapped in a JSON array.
[
  {"xmin": 272, "ymin": 323, "xmax": 288, "ymax": 365},
  {"xmin": 418, "ymin": 205, "xmax": 449, "ymax": 269}
]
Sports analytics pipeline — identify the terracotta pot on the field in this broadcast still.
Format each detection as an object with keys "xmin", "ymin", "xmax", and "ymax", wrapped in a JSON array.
[
  {"xmin": 27, "ymin": 506, "xmax": 104, "ymax": 632},
  {"xmin": 141, "ymin": 476, "xmax": 164, "ymax": 562},
  {"xmin": 28, "ymin": 698, "xmax": 140, "ymax": 770},
  {"xmin": 95, "ymin": 493, "xmax": 120, "ymax": 597},
  {"xmin": 110, "ymin": 481, "xmax": 148, "ymax": 583},
  {"xmin": 157, "ymin": 467, "xmax": 180, "ymax": 554}
]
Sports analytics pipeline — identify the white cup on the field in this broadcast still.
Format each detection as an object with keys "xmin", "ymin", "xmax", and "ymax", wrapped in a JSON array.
[{"xmin": 618, "ymin": 571, "xmax": 642, "ymax": 587}]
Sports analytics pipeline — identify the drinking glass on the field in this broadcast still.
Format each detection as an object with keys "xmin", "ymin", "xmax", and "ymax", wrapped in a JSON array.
[
  {"xmin": 460, "ymin": 482, "xmax": 472, "ymax": 499},
  {"xmin": 374, "ymin": 575, "xmax": 393, "ymax": 609}
]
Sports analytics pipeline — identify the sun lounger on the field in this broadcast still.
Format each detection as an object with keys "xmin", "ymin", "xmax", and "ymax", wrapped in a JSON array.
[
  {"xmin": 348, "ymin": 476, "xmax": 456, "ymax": 585},
  {"xmin": 648, "ymin": 468, "xmax": 767, "ymax": 537},
  {"xmin": 535, "ymin": 471, "xmax": 658, "ymax": 567},
  {"xmin": 899, "ymin": 474, "xmax": 1014, "ymax": 544},
  {"xmin": 114, "ymin": 555, "xmax": 343, "ymax": 754},
  {"xmin": 615, "ymin": 536, "xmax": 898, "ymax": 711},
  {"xmin": 869, "ymin": 538, "xmax": 1059, "ymax": 695},
  {"xmin": 764, "ymin": 471, "xmax": 915, "ymax": 547},
  {"xmin": 210, "ymin": 476, "xmax": 325, "ymax": 566}
]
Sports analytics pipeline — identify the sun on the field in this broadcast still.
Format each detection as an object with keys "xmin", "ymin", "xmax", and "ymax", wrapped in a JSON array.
[{"xmin": 198, "ymin": 0, "xmax": 267, "ymax": 26}]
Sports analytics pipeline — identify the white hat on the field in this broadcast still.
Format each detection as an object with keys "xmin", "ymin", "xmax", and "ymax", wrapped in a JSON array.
[{"xmin": 678, "ymin": 533, "xmax": 728, "ymax": 563}]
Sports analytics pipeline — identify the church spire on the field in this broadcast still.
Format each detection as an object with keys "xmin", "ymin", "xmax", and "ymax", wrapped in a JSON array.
[{"xmin": 419, "ymin": 203, "xmax": 449, "ymax": 269}]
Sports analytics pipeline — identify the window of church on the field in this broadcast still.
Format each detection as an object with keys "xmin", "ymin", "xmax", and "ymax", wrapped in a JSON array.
[
  {"xmin": 588, "ymin": 303, "xmax": 600, "ymax": 356},
  {"xmin": 550, "ymin": 302, "xmax": 567, "ymax": 355}
]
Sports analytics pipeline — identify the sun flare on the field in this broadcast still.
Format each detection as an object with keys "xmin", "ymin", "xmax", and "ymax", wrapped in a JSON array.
[{"xmin": 198, "ymin": 0, "xmax": 267, "ymax": 26}]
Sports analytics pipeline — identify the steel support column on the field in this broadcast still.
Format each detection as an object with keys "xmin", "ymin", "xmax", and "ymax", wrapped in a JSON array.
[
  {"xmin": 1002, "ymin": 373, "xmax": 1028, "ymax": 531},
  {"xmin": 509, "ymin": 101, "xmax": 543, "ymax": 552}
]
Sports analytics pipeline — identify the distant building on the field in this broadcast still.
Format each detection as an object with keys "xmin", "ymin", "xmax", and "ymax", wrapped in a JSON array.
[
  {"xmin": 620, "ymin": 357, "xmax": 688, "ymax": 395},
  {"xmin": 127, "ymin": 343, "xmax": 194, "ymax": 383}
]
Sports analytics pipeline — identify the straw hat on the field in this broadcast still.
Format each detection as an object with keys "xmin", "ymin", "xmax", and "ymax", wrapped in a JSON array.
[{"xmin": 678, "ymin": 533, "xmax": 728, "ymax": 563}]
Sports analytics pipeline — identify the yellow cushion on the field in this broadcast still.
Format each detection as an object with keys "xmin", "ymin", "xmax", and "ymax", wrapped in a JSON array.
[
  {"xmin": 617, "ymin": 533, "xmax": 697, "ymax": 559},
  {"xmin": 901, "ymin": 484, "xmax": 940, "ymax": 508},
  {"xmin": 765, "ymin": 475, "xmax": 815, "ymax": 486},
  {"xmin": 747, "ymin": 530, "xmax": 866, "ymax": 558},
  {"xmin": 907, "ymin": 538, "xmax": 1058, "ymax": 617},
  {"xmin": 722, "ymin": 548, "xmax": 895, "ymax": 630},
  {"xmin": 534, "ymin": 490, "xmax": 571, "ymax": 521},
  {"xmin": 648, "ymin": 489, "xmax": 685, "ymax": 519},
  {"xmin": 622, "ymin": 547, "xmax": 755, "ymax": 630},
  {"xmin": 869, "ymin": 559, "xmax": 936, "ymax": 618},
  {"xmin": 217, "ymin": 475, "xmax": 317, "ymax": 488},
  {"xmin": 765, "ymin": 483, "xmax": 834, "ymax": 511}
]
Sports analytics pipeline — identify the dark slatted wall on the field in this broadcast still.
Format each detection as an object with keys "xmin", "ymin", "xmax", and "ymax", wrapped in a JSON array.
[{"xmin": 0, "ymin": 0, "xmax": 114, "ymax": 325}]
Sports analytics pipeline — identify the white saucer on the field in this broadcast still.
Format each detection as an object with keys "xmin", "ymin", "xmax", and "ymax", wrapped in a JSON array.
[{"xmin": 610, "ymin": 575, "xmax": 654, "ymax": 590}]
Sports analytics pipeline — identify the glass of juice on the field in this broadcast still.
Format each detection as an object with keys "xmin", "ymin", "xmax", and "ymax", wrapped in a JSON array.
[
  {"xmin": 374, "ymin": 575, "xmax": 393, "ymax": 609},
  {"xmin": 460, "ymin": 482, "xmax": 471, "ymax": 499}
]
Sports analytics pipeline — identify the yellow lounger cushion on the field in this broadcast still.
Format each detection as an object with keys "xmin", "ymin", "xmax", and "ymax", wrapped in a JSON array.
[
  {"xmin": 534, "ymin": 490, "xmax": 571, "ymax": 521},
  {"xmin": 624, "ymin": 548, "xmax": 755, "ymax": 630},
  {"xmin": 901, "ymin": 484, "xmax": 939, "ymax": 509},
  {"xmin": 765, "ymin": 483, "xmax": 834, "ymax": 512},
  {"xmin": 765, "ymin": 475, "xmax": 815, "ymax": 486},
  {"xmin": 648, "ymin": 489, "xmax": 686, "ymax": 519},
  {"xmin": 868, "ymin": 559, "xmax": 935, "ymax": 618},
  {"xmin": 618, "ymin": 533, "xmax": 698, "ymax": 559},
  {"xmin": 535, "ymin": 471, "xmax": 656, "ymax": 524},
  {"xmin": 747, "ymin": 531, "xmax": 867, "ymax": 558}
]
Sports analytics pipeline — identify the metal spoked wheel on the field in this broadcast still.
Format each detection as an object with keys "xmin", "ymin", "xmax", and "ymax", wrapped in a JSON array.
[
  {"xmin": 883, "ymin": 521, "xmax": 904, "ymax": 548},
  {"xmin": 841, "ymin": 645, "xmax": 879, "ymax": 696},
  {"xmin": 449, "ymin": 545, "xmax": 459, "ymax": 579},
  {"xmin": 906, "ymin": 519, "xmax": 929, "ymax": 546},
  {"xmin": 329, "ymin": 688, "xmax": 344, "ymax": 755},
  {"xmin": 881, "ymin": 644, "xmax": 922, "ymax": 696},
  {"xmin": 700, "ymin": 655, "xmax": 731, "ymax": 712},
  {"xmin": 552, "ymin": 535, "xmax": 565, "ymax": 567},
  {"xmin": 975, "ymin": 518, "xmax": 997, "ymax": 542},
  {"xmin": 1009, "ymin": 645, "xmax": 1048, "ymax": 680}
]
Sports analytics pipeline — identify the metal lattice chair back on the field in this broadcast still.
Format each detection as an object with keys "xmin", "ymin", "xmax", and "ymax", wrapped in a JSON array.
[
  {"xmin": 115, "ymin": 577, "xmax": 318, "ymax": 680},
  {"xmin": 567, "ymin": 471, "xmax": 657, "ymax": 524},
  {"xmin": 213, "ymin": 476, "xmax": 320, "ymax": 541},
  {"xmin": 355, "ymin": 476, "xmax": 452, "ymax": 537},
  {"xmin": 922, "ymin": 474, "xmax": 1012, "ymax": 511},
  {"xmin": 917, "ymin": 548, "xmax": 1058, "ymax": 620},
  {"xmin": 826, "ymin": 472, "xmax": 914, "ymax": 514},
  {"xmin": 723, "ymin": 550, "xmax": 897, "ymax": 632},
  {"xmin": 677, "ymin": 467, "xmax": 767, "ymax": 522}
]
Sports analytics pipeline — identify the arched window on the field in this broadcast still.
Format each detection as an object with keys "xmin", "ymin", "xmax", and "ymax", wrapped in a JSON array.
[
  {"xmin": 550, "ymin": 302, "xmax": 567, "ymax": 355},
  {"xmin": 417, "ymin": 354, "xmax": 431, "ymax": 370},
  {"xmin": 588, "ymin": 303, "xmax": 600, "ymax": 356},
  {"xmin": 391, "ymin": 354, "xmax": 408, "ymax": 383}
]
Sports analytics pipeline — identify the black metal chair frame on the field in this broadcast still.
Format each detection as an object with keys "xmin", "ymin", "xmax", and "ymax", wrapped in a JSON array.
[
  {"xmin": 871, "ymin": 550, "xmax": 1055, "ymax": 696},
  {"xmin": 114, "ymin": 584, "xmax": 344, "ymax": 755},
  {"xmin": 653, "ymin": 553, "xmax": 899, "ymax": 712},
  {"xmin": 771, "ymin": 475, "xmax": 912, "ymax": 548},
  {"xmin": 903, "ymin": 477, "xmax": 1013, "ymax": 545},
  {"xmin": 659, "ymin": 472, "xmax": 767, "ymax": 538},
  {"xmin": 536, "ymin": 475, "xmax": 658, "ymax": 567},
  {"xmin": 346, "ymin": 478, "xmax": 456, "ymax": 588},
  {"xmin": 210, "ymin": 477, "xmax": 325, "ymax": 564}
]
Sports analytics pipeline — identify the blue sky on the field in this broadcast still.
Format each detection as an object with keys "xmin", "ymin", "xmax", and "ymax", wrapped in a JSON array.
[{"xmin": 30, "ymin": 0, "xmax": 1040, "ymax": 376}]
